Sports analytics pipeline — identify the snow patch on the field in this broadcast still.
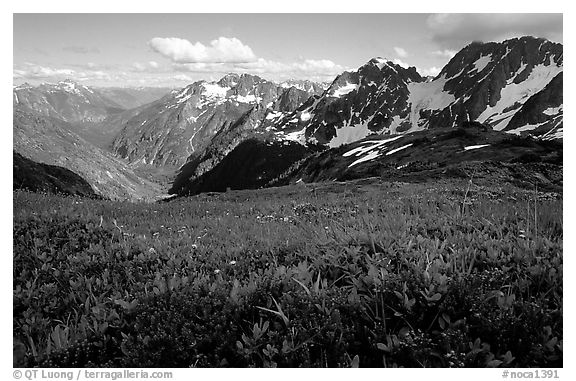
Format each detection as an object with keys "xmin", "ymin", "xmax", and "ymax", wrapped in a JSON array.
[
  {"xmin": 331, "ymin": 82, "xmax": 359, "ymax": 98},
  {"xmin": 541, "ymin": 126, "xmax": 563, "ymax": 140},
  {"xmin": 300, "ymin": 111, "xmax": 312, "ymax": 122},
  {"xmin": 472, "ymin": 54, "xmax": 492, "ymax": 72},
  {"xmin": 543, "ymin": 106, "xmax": 562, "ymax": 116},
  {"xmin": 266, "ymin": 111, "xmax": 283, "ymax": 120},
  {"xmin": 385, "ymin": 143, "xmax": 413, "ymax": 155},
  {"xmin": 505, "ymin": 122, "xmax": 548, "ymax": 136},
  {"xmin": 478, "ymin": 60, "xmax": 562, "ymax": 128},
  {"xmin": 343, "ymin": 136, "xmax": 403, "ymax": 157},
  {"xmin": 372, "ymin": 57, "xmax": 387, "ymax": 70},
  {"xmin": 202, "ymin": 83, "xmax": 230, "ymax": 98},
  {"xmin": 236, "ymin": 94, "xmax": 260, "ymax": 104},
  {"xmin": 277, "ymin": 127, "xmax": 306, "ymax": 145},
  {"xmin": 348, "ymin": 150, "xmax": 382, "ymax": 168},
  {"xmin": 328, "ymin": 123, "xmax": 372, "ymax": 148},
  {"xmin": 464, "ymin": 144, "xmax": 490, "ymax": 151},
  {"xmin": 175, "ymin": 87, "xmax": 189, "ymax": 98},
  {"xmin": 407, "ymin": 75, "xmax": 455, "ymax": 130}
]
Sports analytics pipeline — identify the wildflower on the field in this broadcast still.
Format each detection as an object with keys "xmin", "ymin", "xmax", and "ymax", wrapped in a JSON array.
[
  {"xmin": 229, "ymin": 260, "xmax": 237, "ymax": 265},
  {"xmin": 214, "ymin": 269, "xmax": 221, "ymax": 274},
  {"xmin": 191, "ymin": 244, "xmax": 198, "ymax": 250},
  {"xmin": 148, "ymin": 248, "xmax": 157, "ymax": 254}
]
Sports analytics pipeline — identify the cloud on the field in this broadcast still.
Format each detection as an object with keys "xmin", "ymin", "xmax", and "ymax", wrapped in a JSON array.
[
  {"xmin": 431, "ymin": 49, "xmax": 457, "ymax": 59},
  {"xmin": 174, "ymin": 58, "xmax": 346, "ymax": 81},
  {"xmin": 420, "ymin": 66, "xmax": 441, "ymax": 77},
  {"xmin": 13, "ymin": 63, "xmax": 111, "ymax": 82},
  {"xmin": 393, "ymin": 47, "xmax": 408, "ymax": 58},
  {"xmin": 392, "ymin": 58, "xmax": 411, "ymax": 69},
  {"xmin": 13, "ymin": 63, "xmax": 75, "ymax": 79},
  {"xmin": 62, "ymin": 45, "xmax": 100, "ymax": 54},
  {"xmin": 392, "ymin": 59, "xmax": 440, "ymax": 78},
  {"xmin": 149, "ymin": 36, "xmax": 257, "ymax": 63},
  {"xmin": 132, "ymin": 61, "xmax": 162, "ymax": 72},
  {"xmin": 426, "ymin": 13, "xmax": 563, "ymax": 49},
  {"xmin": 171, "ymin": 74, "xmax": 193, "ymax": 82}
]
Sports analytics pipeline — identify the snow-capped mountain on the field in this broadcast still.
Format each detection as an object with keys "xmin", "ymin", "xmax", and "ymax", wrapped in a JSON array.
[
  {"xmin": 169, "ymin": 36, "xmax": 563, "ymax": 197},
  {"xmin": 263, "ymin": 58, "xmax": 423, "ymax": 147},
  {"xmin": 13, "ymin": 79, "xmax": 125, "ymax": 123},
  {"xmin": 111, "ymin": 74, "xmax": 324, "ymax": 169},
  {"xmin": 261, "ymin": 36, "xmax": 562, "ymax": 149},
  {"xmin": 421, "ymin": 36, "xmax": 562, "ymax": 134},
  {"xmin": 279, "ymin": 79, "xmax": 327, "ymax": 94}
]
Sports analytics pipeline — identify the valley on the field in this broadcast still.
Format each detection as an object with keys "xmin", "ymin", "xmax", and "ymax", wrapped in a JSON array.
[{"xmin": 13, "ymin": 36, "xmax": 563, "ymax": 202}]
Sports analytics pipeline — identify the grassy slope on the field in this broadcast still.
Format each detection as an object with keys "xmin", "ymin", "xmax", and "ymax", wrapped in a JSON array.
[{"xmin": 13, "ymin": 178, "xmax": 562, "ymax": 367}]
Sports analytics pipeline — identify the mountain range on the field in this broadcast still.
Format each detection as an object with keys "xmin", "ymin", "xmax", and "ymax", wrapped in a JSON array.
[{"xmin": 13, "ymin": 36, "xmax": 563, "ymax": 200}]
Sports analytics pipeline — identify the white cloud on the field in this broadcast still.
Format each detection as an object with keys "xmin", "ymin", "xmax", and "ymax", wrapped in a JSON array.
[
  {"xmin": 431, "ymin": 49, "xmax": 457, "ymax": 59},
  {"xmin": 393, "ymin": 47, "xmax": 408, "ymax": 58},
  {"xmin": 427, "ymin": 13, "xmax": 563, "ymax": 49},
  {"xmin": 13, "ymin": 63, "xmax": 75, "ymax": 79},
  {"xmin": 421, "ymin": 66, "xmax": 441, "ymax": 77},
  {"xmin": 392, "ymin": 59, "xmax": 411, "ymax": 69},
  {"xmin": 171, "ymin": 74, "xmax": 193, "ymax": 82},
  {"xmin": 13, "ymin": 63, "xmax": 113, "ymax": 83},
  {"xmin": 149, "ymin": 36, "xmax": 257, "ymax": 63},
  {"xmin": 392, "ymin": 59, "xmax": 440, "ymax": 78},
  {"xmin": 174, "ymin": 58, "xmax": 346, "ymax": 81},
  {"xmin": 132, "ymin": 61, "xmax": 162, "ymax": 72}
]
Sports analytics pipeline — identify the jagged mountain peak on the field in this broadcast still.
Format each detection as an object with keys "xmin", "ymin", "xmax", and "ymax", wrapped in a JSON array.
[{"xmin": 217, "ymin": 73, "xmax": 241, "ymax": 87}]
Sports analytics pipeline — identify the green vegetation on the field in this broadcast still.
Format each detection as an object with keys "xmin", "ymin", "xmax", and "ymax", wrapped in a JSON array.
[{"xmin": 13, "ymin": 179, "xmax": 562, "ymax": 367}]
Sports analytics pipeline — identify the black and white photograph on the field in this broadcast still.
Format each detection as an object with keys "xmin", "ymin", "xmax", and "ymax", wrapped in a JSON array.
[{"xmin": 10, "ymin": 7, "xmax": 565, "ymax": 375}]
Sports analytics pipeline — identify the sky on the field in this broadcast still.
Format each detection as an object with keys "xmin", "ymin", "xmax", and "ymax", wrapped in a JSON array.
[{"xmin": 13, "ymin": 13, "xmax": 563, "ymax": 88}]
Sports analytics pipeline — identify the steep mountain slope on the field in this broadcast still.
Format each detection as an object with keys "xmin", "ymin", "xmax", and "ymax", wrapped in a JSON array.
[
  {"xmin": 13, "ymin": 108, "xmax": 163, "ymax": 201},
  {"xmin": 169, "ymin": 82, "xmax": 325, "ymax": 194},
  {"xmin": 171, "ymin": 139, "xmax": 315, "ymax": 196},
  {"xmin": 13, "ymin": 151, "xmax": 98, "ymax": 198},
  {"xmin": 270, "ymin": 123, "xmax": 562, "ymax": 192},
  {"xmin": 502, "ymin": 72, "xmax": 562, "ymax": 140},
  {"xmin": 111, "ymin": 73, "xmax": 324, "ymax": 170},
  {"xmin": 420, "ymin": 36, "xmax": 562, "ymax": 135},
  {"xmin": 13, "ymin": 80, "xmax": 125, "ymax": 123}
]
